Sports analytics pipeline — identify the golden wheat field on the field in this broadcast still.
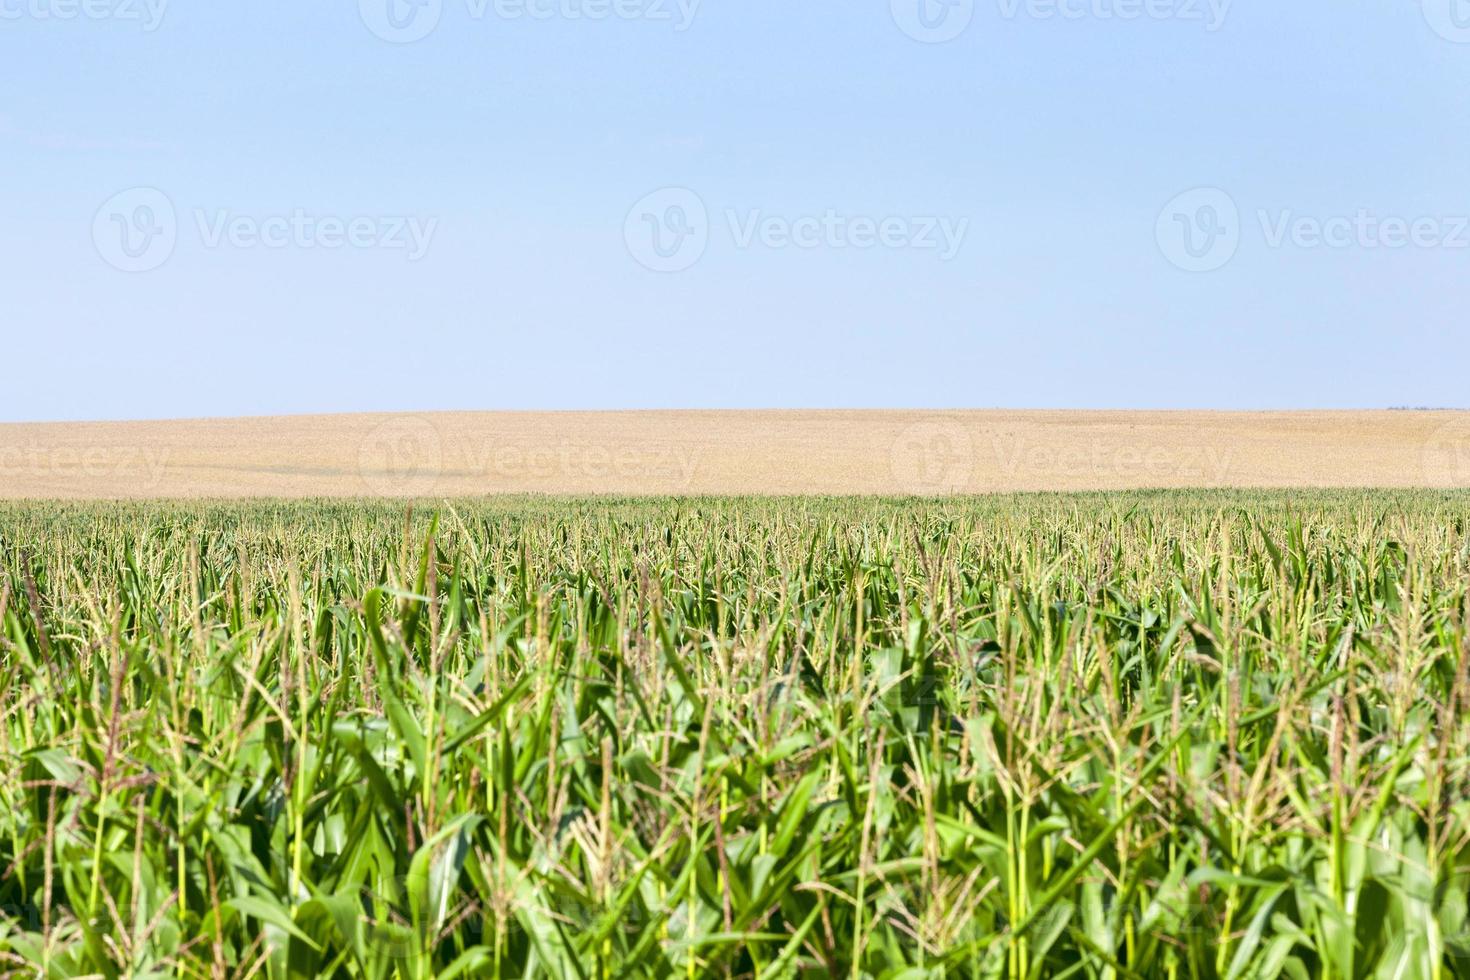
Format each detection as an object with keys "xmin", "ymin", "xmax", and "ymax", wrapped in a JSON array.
[{"xmin": 1, "ymin": 410, "xmax": 1468, "ymax": 498}]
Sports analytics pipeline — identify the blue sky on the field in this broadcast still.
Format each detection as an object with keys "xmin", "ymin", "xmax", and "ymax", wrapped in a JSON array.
[{"xmin": 3, "ymin": 0, "xmax": 1468, "ymax": 421}]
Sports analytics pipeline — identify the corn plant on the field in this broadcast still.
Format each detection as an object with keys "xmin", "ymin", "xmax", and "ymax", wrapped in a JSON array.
[{"xmin": 0, "ymin": 493, "xmax": 1468, "ymax": 977}]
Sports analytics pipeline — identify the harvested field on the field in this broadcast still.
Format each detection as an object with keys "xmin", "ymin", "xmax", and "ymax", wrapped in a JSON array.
[{"xmin": 2, "ymin": 410, "xmax": 1469, "ymax": 498}]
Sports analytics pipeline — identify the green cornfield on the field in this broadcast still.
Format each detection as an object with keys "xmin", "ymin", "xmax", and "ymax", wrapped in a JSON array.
[{"xmin": 2, "ymin": 493, "xmax": 1469, "ymax": 978}]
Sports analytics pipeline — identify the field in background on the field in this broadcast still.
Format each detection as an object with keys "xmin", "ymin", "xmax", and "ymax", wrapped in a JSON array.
[
  {"xmin": 3, "ymin": 410, "xmax": 1470, "ymax": 498},
  {"xmin": 2, "ymin": 492, "xmax": 1470, "ymax": 977}
]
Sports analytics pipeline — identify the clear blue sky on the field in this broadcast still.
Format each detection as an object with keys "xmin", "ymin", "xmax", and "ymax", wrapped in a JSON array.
[{"xmin": 4, "ymin": 0, "xmax": 1468, "ymax": 421}]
